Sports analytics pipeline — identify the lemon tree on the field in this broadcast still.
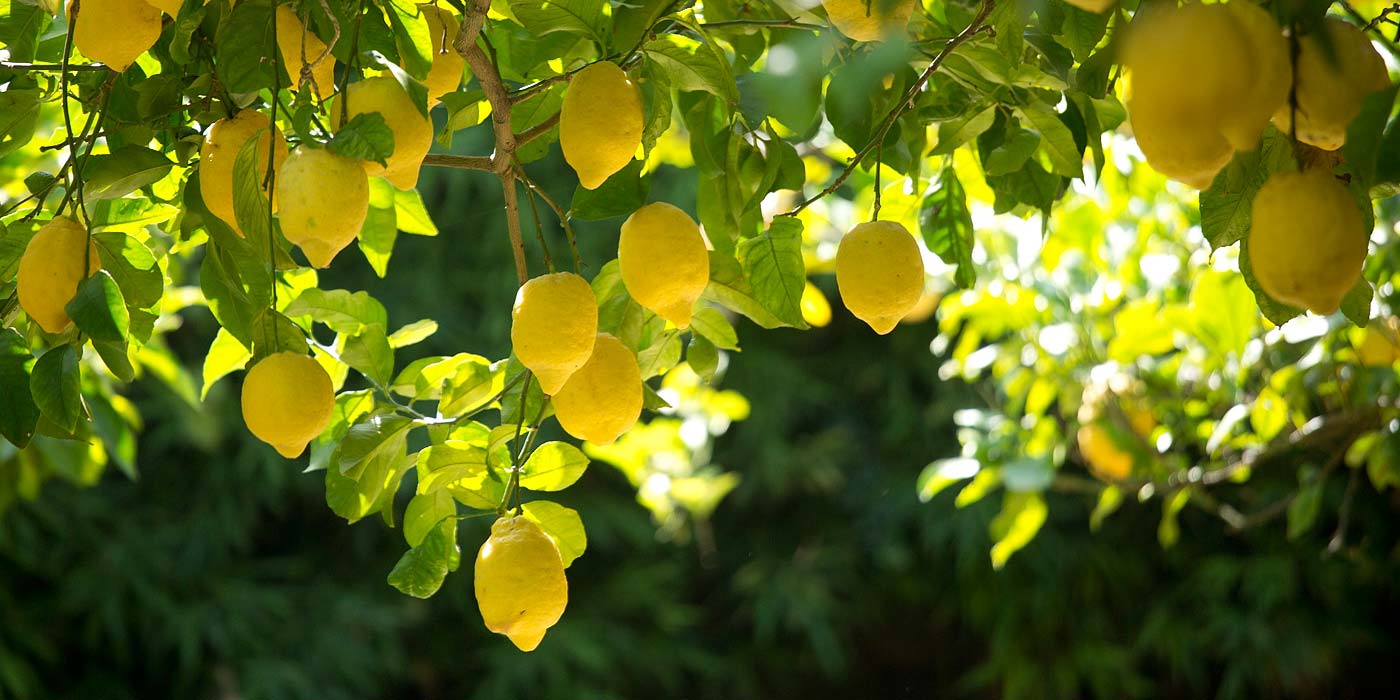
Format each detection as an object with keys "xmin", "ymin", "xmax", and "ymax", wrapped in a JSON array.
[{"xmin": 2, "ymin": 0, "xmax": 1400, "ymax": 653}]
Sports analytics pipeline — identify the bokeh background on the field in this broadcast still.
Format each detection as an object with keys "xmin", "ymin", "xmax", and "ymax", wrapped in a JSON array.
[{"xmin": 4, "ymin": 118, "xmax": 1400, "ymax": 700}]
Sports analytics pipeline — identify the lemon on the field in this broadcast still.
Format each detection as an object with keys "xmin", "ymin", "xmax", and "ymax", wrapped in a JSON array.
[
  {"xmin": 475, "ymin": 515, "xmax": 569, "ymax": 652},
  {"xmin": 560, "ymin": 62, "xmax": 643, "ymax": 190},
  {"xmin": 899, "ymin": 290, "xmax": 941, "ymax": 325},
  {"xmin": 1248, "ymin": 169, "xmax": 1368, "ymax": 315},
  {"xmin": 241, "ymin": 351, "xmax": 334, "ymax": 458},
  {"xmin": 552, "ymin": 333, "xmax": 643, "ymax": 444},
  {"xmin": 800, "ymin": 281, "xmax": 832, "ymax": 328},
  {"xmin": 422, "ymin": 4, "xmax": 467, "ymax": 103},
  {"xmin": 199, "ymin": 110, "xmax": 289, "ymax": 237},
  {"xmin": 619, "ymin": 202, "xmax": 710, "ymax": 328},
  {"xmin": 331, "ymin": 76, "xmax": 433, "ymax": 190},
  {"xmin": 69, "ymin": 0, "xmax": 162, "ymax": 71},
  {"xmin": 1123, "ymin": 2, "xmax": 1289, "ymax": 187},
  {"xmin": 1356, "ymin": 319, "xmax": 1400, "ymax": 367},
  {"xmin": 1062, "ymin": 0, "xmax": 1115, "ymax": 13},
  {"xmin": 1273, "ymin": 18, "xmax": 1390, "ymax": 151},
  {"xmin": 822, "ymin": 0, "xmax": 916, "ymax": 42},
  {"xmin": 835, "ymin": 221, "xmax": 924, "ymax": 334},
  {"xmin": 1077, "ymin": 424, "xmax": 1133, "ymax": 482},
  {"xmin": 16, "ymin": 218, "xmax": 100, "ymax": 335},
  {"xmin": 510, "ymin": 272, "xmax": 599, "ymax": 395},
  {"xmin": 277, "ymin": 5, "xmax": 337, "ymax": 101},
  {"xmin": 277, "ymin": 146, "xmax": 370, "ymax": 268}
]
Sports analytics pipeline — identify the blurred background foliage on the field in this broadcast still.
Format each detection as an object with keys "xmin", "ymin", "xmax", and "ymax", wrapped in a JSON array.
[{"xmin": 3, "ymin": 113, "xmax": 1400, "ymax": 698}]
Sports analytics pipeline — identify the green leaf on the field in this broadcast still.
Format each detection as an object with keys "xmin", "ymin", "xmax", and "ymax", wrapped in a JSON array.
[
  {"xmin": 393, "ymin": 188, "xmax": 438, "ymax": 235},
  {"xmin": 249, "ymin": 308, "xmax": 308, "ymax": 363},
  {"xmin": 359, "ymin": 178, "xmax": 399, "ymax": 277},
  {"xmin": 79, "ymin": 146, "xmax": 174, "ymax": 201},
  {"xmin": 383, "ymin": 0, "xmax": 433, "ymax": 80},
  {"xmin": 93, "ymin": 232, "xmax": 162, "ymax": 308},
  {"xmin": 283, "ymin": 288, "xmax": 389, "ymax": 335},
  {"xmin": 701, "ymin": 252, "xmax": 790, "ymax": 329},
  {"xmin": 917, "ymin": 458, "xmax": 980, "ymax": 502},
  {"xmin": 201, "ymin": 328, "xmax": 252, "ymax": 399},
  {"xmin": 1200, "ymin": 129, "xmax": 1296, "ymax": 249},
  {"xmin": 989, "ymin": 492, "xmax": 1047, "ymax": 570},
  {"xmin": 342, "ymin": 324, "xmax": 395, "ymax": 385},
  {"xmin": 687, "ymin": 334, "xmax": 718, "ymax": 381},
  {"xmin": 404, "ymin": 489, "xmax": 456, "ymax": 548},
  {"xmin": 217, "ymin": 0, "xmax": 278, "ymax": 94},
  {"xmin": 337, "ymin": 414, "xmax": 414, "ymax": 479},
  {"xmin": 232, "ymin": 130, "xmax": 275, "ymax": 256},
  {"xmin": 29, "ymin": 344, "xmax": 82, "ymax": 433},
  {"xmin": 1089, "ymin": 485, "xmax": 1124, "ymax": 532},
  {"xmin": 416, "ymin": 440, "xmax": 502, "ymax": 510},
  {"xmin": 920, "ymin": 166, "xmax": 976, "ymax": 289},
  {"xmin": 643, "ymin": 34, "xmax": 738, "ymax": 105},
  {"xmin": 0, "ymin": 329, "xmax": 40, "ymax": 448},
  {"xmin": 1238, "ymin": 234, "xmax": 1303, "ymax": 326},
  {"xmin": 636, "ymin": 331, "xmax": 682, "ymax": 380},
  {"xmin": 65, "ymin": 271, "xmax": 129, "ymax": 343},
  {"xmin": 689, "ymin": 306, "xmax": 740, "ymax": 351},
  {"xmin": 520, "ymin": 500, "xmax": 587, "ymax": 568},
  {"xmin": 735, "ymin": 216, "xmax": 808, "ymax": 329},
  {"xmin": 1342, "ymin": 85, "xmax": 1398, "ymax": 189},
  {"xmin": 327, "ymin": 112, "xmax": 396, "ymax": 166},
  {"xmin": 1189, "ymin": 270, "xmax": 1259, "ymax": 358},
  {"xmin": 1157, "ymin": 488, "xmax": 1191, "ymax": 549},
  {"xmin": 569, "ymin": 159, "xmax": 651, "ymax": 221},
  {"xmin": 932, "ymin": 106, "xmax": 996, "ymax": 155},
  {"xmin": 0, "ymin": 89, "xmax": 40, "ymax": 159},
  {"xmin": 388, "ymin": 319, "xmax": 438, "ymax": 348},
  {"xmin": 387, "ymin": 519, "xmax": 460, "ymax": 598},
  {"xmin": 1340, "ymin": 278, "xmax": 1375, "ymax": 328},
  {"xmin": 438, "ymin": 355, "xmax": 505, "ymax": 417},
  {"xmin": 510, "ymin": 0, "xmax": 607, "ymax": 44},
  {"xmin": 1017, "ymin": 101, "xmax": 1082, "ymax": 177},
  {"xmin": 1287, "ymin": 475, "xmax": 1324, "ymax": 540},
  {"xmin": 520, "ymin": 441, "xmax": 589, "ymax": 491}
]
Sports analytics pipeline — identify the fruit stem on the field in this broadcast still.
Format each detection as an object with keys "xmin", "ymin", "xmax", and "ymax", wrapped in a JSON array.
[{"xmin": 497, "ymin": 371, "xmax": 536, "ymax": 515}]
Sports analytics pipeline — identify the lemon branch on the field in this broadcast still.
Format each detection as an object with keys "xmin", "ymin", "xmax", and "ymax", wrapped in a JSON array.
[
  {"xmin": 785, "ymin": 0, "xmax": 996, "ymax": 216},
  {"xmin": 0, "ymin": 61, "xmax": 109, "ymax": 72}
]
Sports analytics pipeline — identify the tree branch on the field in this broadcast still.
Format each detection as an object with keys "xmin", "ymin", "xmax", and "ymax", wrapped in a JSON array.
[
  {"xmin": 422, "ymin": 154, "xmax": 494, "ymax": 171},
  {"xmin": 0, "ymin": 61, "xmax": 109, "ymax": 72},
  {"xmin": 516, "ymin": 112, "xmax": 560, "ymax": 147},
  {"xmin": 786, "ymin": 0, "xmax": 996, "ymax": 216}
]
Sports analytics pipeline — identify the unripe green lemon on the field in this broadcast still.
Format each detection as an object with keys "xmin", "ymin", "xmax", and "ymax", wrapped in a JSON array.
[
  {"xmin": 331, "ymin": 76, "xmax": 433, "ymax": 191},
  {"xmin": 1273, "ymin": 18, "xmax": 1390, "ymax": 151},
  {"xmin": 277, "ymin": 147, "xmax": 370, "ymax": 268},
  {"xmin": 199, "ymin": 110, "xmax": 290, "ymax": 236},
  {"xmin": 1248, "ymin": 169, "xmax": 1368, "ymax": 315},
  {"xmin": 822, "ymin": 0, "xmax": 916, "ymax": 42},
  {"xmin": 475, "ymin": 516, "xmax": 569, "ymax": 652},
  {"xmin": 552, "ymin": 333, "xmax": 643, "ymax": 445},
  {"xmin": 241, "ymin": 351, "xmax": 334, "ymax": 458},
  {"xmin": 510, "ymin": 272, "xmax": 599, "ymax": 395},
  {"xmin": 69, "ymin": 0, "xmax": 162, "ymax": 71},
  {"xmin": 619, "ymin": 202, "xmax": 710, "ymax": 328},
  {"xmin": 835, "ymin": 221, "xmax": 924, "ymax": 334},
  {"xmin": 16, "ymin": 218, "xmax": 101, "ymax": 334},
  {"xmin": 560, "ymin": 62, "xmax": 643, "ymax": 190}
]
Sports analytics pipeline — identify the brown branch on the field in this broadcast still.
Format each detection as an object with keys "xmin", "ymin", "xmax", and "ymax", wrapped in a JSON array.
[
  {"xmin": 422, "ymin": 154, "xmax": 494, "ymax": 171},
  {"xmin": 786, "ymin": 0, "xmax": 996, "ymax": 216},
  {"xmin": 516, "ymin": 112, "xmax": 560, "ymax": 147}
]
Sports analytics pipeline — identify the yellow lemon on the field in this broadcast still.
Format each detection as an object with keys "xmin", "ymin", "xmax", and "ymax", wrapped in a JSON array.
[
  {"xmin": 69, "ymin": 0, "xmax": 162, "ymax": 71},
  {"xmin": 1248, "ymin": 169, "xmax": 1368, "ymax": 315},
  {"xmin": 1355, "ymin": 319, "xmax": 1400, "ymax": 367},
  {"xmin": 241, "ymin": 351, "xmax": 334, "ymax": 458},
  {"xmin": 16, "ymin": 218, "xmax": 101, "ymax": 335},
  {"xmin": 552, "ymin": 333, "xmax": 643, "ymax": 444},
  {"xmin": 331, "ymin": 76, "xmax": 433, "ymax": 190},
  {"xmin": 800, "ymin": 281, "xmax": 832, "ymax": 328},
  {"xmin": 277, "ymin": 147, "xmax": 370, "ymax": 268},
  {"xmin": 1062, "ymin": 0, "xmax": 1115, "ymax": 13},
  {"xmin": 619, "ymin": 202, "xmax": 710, "ymax": 328},
  {"xmin": 835, "ymin": 221, "xmax": 924, "ymax": 334},
  {"xmin": 1219, "ymin": 1, "xmax": 1292, "ymax": 151},
  {"xmin": 1274, "ymin": 18, "xmax": 1390, "ymax": 151},
  {"xmin": 422, "ymin": 4, "xmax": 467, "ymax": 103},
  {"xmin": 822, "ymin": 0, "xmax": 916, "ymax": 42},
  {"xmin": 1127, "ymin": 109, "xmax": 1234, "ymax": 190},
  {"xmin": 510, "ymin": 272, "xmax": 598, "ymax": 395},
  {"xmin": 199, "ymin": 110, "xmax": 289, "ymax": 236},
  {"xmin": 277, "ymin": 5, "xmax": 337, "ymax": 101},
  {"xmin": 560, "ymin": 62, "xmax": 643, "ymax": 189},
  {"xmin": 475, "ymin": 516, "xmax": 569, "ymax": 652},
  {"xmin": 1077, "ymin": 424, "xmax": 1133, "ymax": 482}
]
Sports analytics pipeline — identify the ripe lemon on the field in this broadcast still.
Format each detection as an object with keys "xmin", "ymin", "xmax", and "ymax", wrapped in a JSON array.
[
  {"xmin": 619, "ymin": 202, "xmax": 710, "ymax": 328},
  {"xmin": 1356, "ymin": 319, "xmax": 1400, "ymax": 367},
  {"xmin": 1274, "ymin": 18, "xmax": 1390, "ymax": 151},
  {"xmin": 69, "ymin": 0, "xmax": 161, "ymax": 71},
  {"xmin": 475, "ymin": 516, "xmax": 569, "ymax": 652},
  {"xmin": 199, "ymin": 110, "xmax": 289, "ymax": 237},
  {"xmin": 277, "ymin": 146, "xmax": 370, "ymax": 268},
  {"xmin": 422, "ymin": 4, "xmax": 467, "ymax": 103},
  {"xmin": 241, "ymin": 351, "xmax": 334, "ymax": 458},
  {"xmin": 1123, "ymin": 2, "xmax": 1289, "ymax": 187},
  {"xmin": 16, "ymin": 218, "xmax": 100, "ymax": 335},
  {"xmin": 331, "ymin": 76, "xmax": 433, "ymax": 190},
  {"xmin": 835, "ymin": 221, "xmax": 924, "ymax": 334},
  {"xmin": 800, "ymin": 281, "xmax": 832, "ymax": 328},
  {"xmin": 1076, "ymin": 375, "xmax": 1153, "ymax": 483},
  {"xmin": 276, "ymin": 5, "xmax": 337, "ymax": 101},
  {"xmin": 552, "ymin": 333, "xmax": 643, "ymax": 444},
  {"xmin": 510, "ymin": 272, "xmax": 599, "ymax": 395},
  {"xmin": 1248, "ymin": 169, "xmax": 1368, "ymax": 315},
  {"xmin": 560, "ymin": 62, "xmax": 643, "ymax": 190},
  {"xmin": 1077, "ymin": 424, "xmax": 1133, "ymax": 482},
  {"xmin": 822, "ymin": 0, "xmax": 916, "ymax": 42}
]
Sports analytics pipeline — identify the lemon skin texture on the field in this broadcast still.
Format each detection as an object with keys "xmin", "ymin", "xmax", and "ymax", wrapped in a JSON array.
[
  {"xmin": 241, "ymin": 352, "xmax": 335, "ymax": 459},
  {"xmin": 199, "ymin": 110, "xmax": 290, "ymax": 236},
  {"xmin": 560, "ymin": 62, "xmax": 643, "ymax": 190},
  {"xmin": 277, "ymin": 147, "xmax": 370, "ymax": 268},
  {"xmin": 552, "ymin": 333, "xmax": 644, "ymax": 445},
  {"xmin": 475, "ymin": 516, "xmax": 569, "ymax": 652},
  {"xmin": 619, "ymin": 202, "xmax": 710, "ymax": 328},
  {"xmin": 1247, "ymin": 169, "xmax": 1368, "ymax": 316},
  {"xmin": 1274, "ymin": 18, "xmax": 1391, "ymax": 151},
  {"xmin": 69, "ymin": 0, "xmax": 162, "ymax": 71},
  {"xmin": 276, "ymin": 5, "xmax": 337, "ymax": 101},
  {"xmin": 835, "ymin": 221, "xmax": 925, "ymax": 335},
  {"xmin": 422, "ymin": 4, "xmax": 467, "ymax": 103},
  {"xmin": 16, "ymin": 218, "xmax": 101, "ymax": 335},
  {"xmin": 332, "ymin": 76, "xmax": 433, "ymax": 190},
  {"xmin": 510, "ymin": 272, "xmax": 599, "ymax": 395},
  {"xmin": 823, "ymin": 0, "xmax": 916, "ymax": 42}
]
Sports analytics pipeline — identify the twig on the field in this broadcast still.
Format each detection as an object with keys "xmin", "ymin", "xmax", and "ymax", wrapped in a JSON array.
[
  {"xmin": 520, "ymin": 176, "xmax": 555, "ymax": 272},
  {"xmin": 786, "ymin": 0, "xmax": 996, "ymax": 215},
  {"xmin": 699, "ymin": 19, "xmax": 826, "ymax": 31},
  {"xmin": 515, "ymin": 167, "xmax": 582, "ymax": 273},
  {"xmin": 421, "ymin": 154, "xmax": 494, "ymax": 171},
  {"xmin": 0, "ymin": 61, "xmax": 108, "ymax": 72},
  {"xmin": 516, "ymin": 112, "xmax": 561, "ymax": 147},
  {"xmin": 1326, "ymin": 466, "xmax": 1361, "ymax": 555}
]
